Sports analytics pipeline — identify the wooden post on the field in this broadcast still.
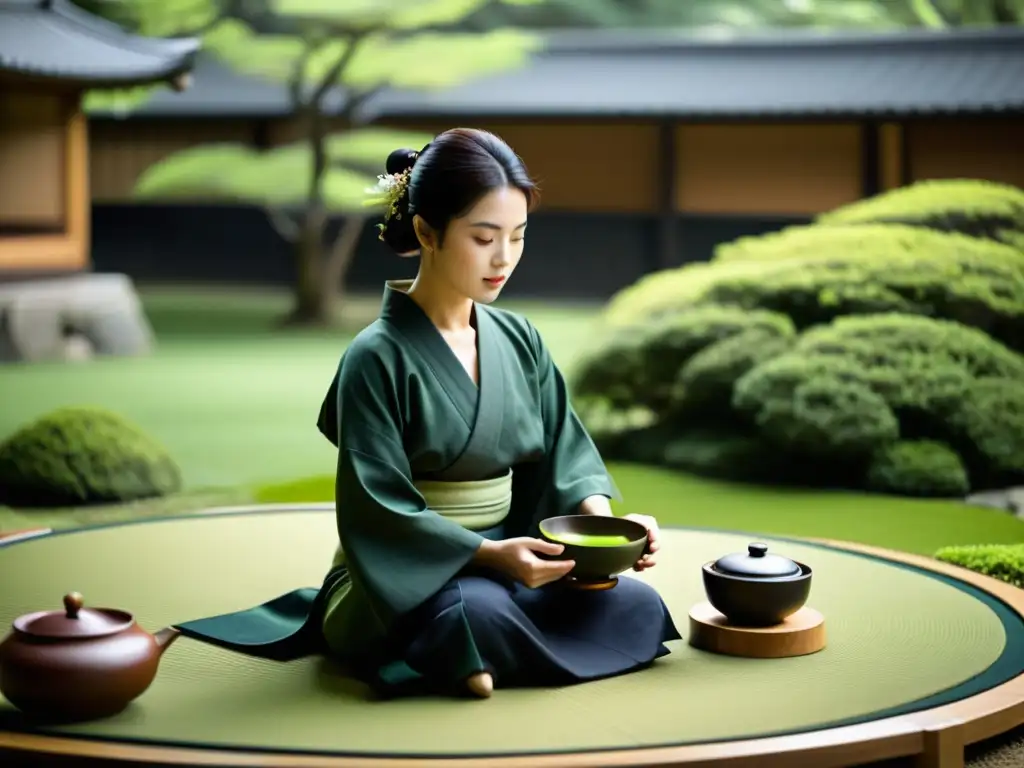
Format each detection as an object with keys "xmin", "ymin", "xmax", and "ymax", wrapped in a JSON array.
[
  {"xmin": 915, "ymin": 720, "xmax": 965, "ymax": 768},
  {"xmin": 64, "ymin": 92, "xmax": 90, "ymax": 271},
  {"xmin": 657, "ymin": 119, "xmax": 678, "ymax": 269},
  {"xmin": 861, "ymin": 121, "xmax": 880, "ymax": 198},
  {"xmin": 878, "ymin": 122, "xmax": 905, "ymax": 191}
]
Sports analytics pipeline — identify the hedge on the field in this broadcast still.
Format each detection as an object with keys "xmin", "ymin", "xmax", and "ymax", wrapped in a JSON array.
[
  {"xmin": 602, "ymin": 225, "xmax": 1024, "ymax": 354},
  {"xmin": 865, "ymin": 440, "xmax": 970, "ymax": 498},
  {"xmin": 582, "ymin": 180, "xmax": 1024, "ymax": 498},
  {"xmin": 712, "ymin": 222, "xmax": 1024, "ymax": 266},
  {"xmin": 934, "ymin": 543, "xmax": 1024, "ymax": 589},
  {"xmin": 676, "ymin": 328, "xmax": 795, "ymax": 418},
  {"xmin": 816, "ymin": 178, "xmax": 1024, "ymax": 247},
  {"xmin": 572, "ymin": 304, "xmax": 795, "ymax": 413},
  {"xmin": 945, "ymin": 378, "xmax": 1024, "ymax": 489},
  {"xmin": 579, "ymin": 312, "xmax": 1024, "ymax": 497},
  {"xmin": 736, "ymin": 315, "xmax": 1024, "ymax": 485},
  {"xmin": 0, "ymin": 406, "xmax": 182, "ymax": 508}
]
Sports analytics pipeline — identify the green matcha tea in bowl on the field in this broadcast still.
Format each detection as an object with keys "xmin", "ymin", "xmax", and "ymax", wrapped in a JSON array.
[{"xmin": 537, "ymin": 515, "xmax": 650, "ymax": 590}]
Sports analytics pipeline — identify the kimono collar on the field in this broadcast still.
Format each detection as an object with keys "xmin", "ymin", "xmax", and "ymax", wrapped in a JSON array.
[
  {"xmin": 380, "ymin": 279, "xmax": 479, "ymax": 331},
  {"xmin": 380, "ymin": 279, "xmax": 418, "ymax": 324}
]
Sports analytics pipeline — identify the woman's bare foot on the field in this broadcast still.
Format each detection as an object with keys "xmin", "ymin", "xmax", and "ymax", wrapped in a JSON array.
[{"xmin": 466, "ymin": 672, "xmax": 493, "ymax": 698}]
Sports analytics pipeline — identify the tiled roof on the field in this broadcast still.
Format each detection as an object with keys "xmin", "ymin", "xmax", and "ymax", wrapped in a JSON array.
[
  {"xmin": 369, "ymin": 26, "xmax": 1024, "ymax": 119},
  {"xmin": 90, "ymin": 25, "xmax": 1024, "ymax": 119},
  {"xmin": 0, "ymin": 0, "xmax": 198, "ymax": 86}
]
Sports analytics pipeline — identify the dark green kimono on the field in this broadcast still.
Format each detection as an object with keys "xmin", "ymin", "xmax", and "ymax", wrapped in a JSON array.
[{"xmin": 175, "ymin": 281, "xmax": 680, "ymax": 693}]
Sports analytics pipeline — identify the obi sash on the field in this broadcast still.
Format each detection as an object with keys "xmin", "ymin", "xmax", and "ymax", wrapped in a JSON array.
[{"xmin": 328, "ymin": 471, "xmax": 513, "ymax": 570}]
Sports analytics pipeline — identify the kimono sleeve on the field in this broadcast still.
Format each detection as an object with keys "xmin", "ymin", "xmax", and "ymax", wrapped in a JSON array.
[
  {"xmin": 327, "ymin": 341, "xmax": 485, "ymax": 629},
  {"xmin": 527, "ymin": 321, "xmax": 622, "ymax": 518}
]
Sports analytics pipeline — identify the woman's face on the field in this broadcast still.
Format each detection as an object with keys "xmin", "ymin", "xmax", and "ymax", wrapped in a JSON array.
[{"xmin": 417, "ymin": 186, "xmax": 528, "ymax": 304}]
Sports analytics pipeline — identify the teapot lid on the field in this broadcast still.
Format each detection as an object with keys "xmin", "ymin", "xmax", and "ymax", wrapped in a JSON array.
[
  {"xmin": 13, "ymin": 593, "xmax": 134, "ymax": 639},
  {"xmin": 713, "ymin": 543, "xmax": 800, "ymax": 578}
]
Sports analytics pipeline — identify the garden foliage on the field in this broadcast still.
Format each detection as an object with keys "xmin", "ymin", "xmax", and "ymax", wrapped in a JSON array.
[
  {"xmin": 0, "ymin": 407, "xmax": 182, "ymax": 508},
  {"xmin": 574, "ymin": 179, "xmax": 1024, "ymax": 498},
  {"xmin": 934, "ymin": 543, "xmax": 1024, "ymax": 589}
]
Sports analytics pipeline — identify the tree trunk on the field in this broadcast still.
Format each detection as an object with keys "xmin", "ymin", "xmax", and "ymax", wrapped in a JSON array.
[
  {"xmin": 283, "ymin": 34, "xmax": 368, "ymax": 327},
  {"xmin": 284, "ymin": 206, "xmax": 331, "ymax": 326},
  {"xmin": 322, "ymin": 214, "xmax": 366, "ymax": 311}
]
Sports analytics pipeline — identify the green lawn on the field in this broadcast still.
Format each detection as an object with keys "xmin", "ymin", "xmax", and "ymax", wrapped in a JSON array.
[
  {"xmin": 0, "ymin": 286, "xmax": 602, "ymax": 490},
  {"xmin": 0, "ymin": 285, "xmax": 1021, "ymax": 556}
]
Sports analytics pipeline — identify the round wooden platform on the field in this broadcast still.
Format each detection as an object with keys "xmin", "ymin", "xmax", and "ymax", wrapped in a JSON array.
[
  {"xmin": 687, "ymin": 601, "xmax": 827, "ymax": 658},
  {"xmin": 2, "ymin": 511, "xmax": 1023, "ymax": 768}
]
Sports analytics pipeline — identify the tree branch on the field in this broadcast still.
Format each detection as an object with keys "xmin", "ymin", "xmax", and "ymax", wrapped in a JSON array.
[
  {"xmin": 908, "ymin": 0, "xmax": 950, "ymax": 27},
  {"xmin": 266, "ymin": 207, "xmax": 301, "ymax": 242},
  {"xmin": 311, "ymin": 32, "xmax": 367, "ymax": 107},
  {"xmin": 992, "ymin": 0, "xmax": 1021, "ymax": 23},
  {"xmin": 194, "ymin": 0, "xmax": 237, "ymax": 35},
  {"xmin": 290, "ymin": 38, "xmax": 326, "ymax": 109},
  {"xmin": 328, "ymin": 154, "xmax": 380, "ymax": 177},
  {"xmin": 302, "ymin": 30, "xmax": 380, "ymax": 208},
  {"xmin": 343, "ymin": 85, "xmax": 384, "ymax": 125},
  {"xmin": 159, "ymin": 0, "xmax": 240, "ymax": 37},
  {"xmin": 322, "ymin": 213, "xmax": 366, "ymax": 304}
]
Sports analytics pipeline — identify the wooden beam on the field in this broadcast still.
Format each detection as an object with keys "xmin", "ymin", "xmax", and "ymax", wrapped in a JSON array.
[
  {"xmin": 64, "ymin": 94, "xmax": 90, "ymax": 269},
  {"xmin": 657, "ymin": 119, "xmax": 677, "ymax": 269},
  {"xmin": 861, "ymin": 122, "xmax": 880, "ymax": 198},
  {"xmin": 878, "ymin": 122, "xmax": 906, "ymax": 191},
  {"xmin": 0, "ymin": 235, "xmax": 84, "ymax": 269}
]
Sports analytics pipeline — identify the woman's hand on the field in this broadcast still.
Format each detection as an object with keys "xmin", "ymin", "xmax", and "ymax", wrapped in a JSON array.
[
  {"xmin": 623, "ymin": 513, "xmax": 660, "ymax": 571},
  {"xmin": 474, "ymin": 538, "xmax": 576, "ymax": 588}
]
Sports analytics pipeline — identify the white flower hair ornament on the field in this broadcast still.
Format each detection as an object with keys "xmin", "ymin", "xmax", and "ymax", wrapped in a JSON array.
[{"xmin": 365, "ymin": 152, "xmax": 418, "ymax": 242}]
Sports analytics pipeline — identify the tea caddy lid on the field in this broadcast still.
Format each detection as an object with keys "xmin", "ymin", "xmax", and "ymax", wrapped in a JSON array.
[{"xmin": 713, "ymin": 543, "xmax": 800, "ymax": 578}]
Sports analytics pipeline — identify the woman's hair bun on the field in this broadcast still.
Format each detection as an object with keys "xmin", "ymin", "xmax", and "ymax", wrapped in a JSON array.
[
  {"xmin": 386, "ymin": 148, "xmax": 419, "ymax": 175},
  {"xmin": 377, "ymin": 146, "xmax": 425, "ymax": 256}
]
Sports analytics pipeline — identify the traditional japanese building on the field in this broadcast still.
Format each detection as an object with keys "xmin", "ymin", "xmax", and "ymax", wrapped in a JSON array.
[
  {"xmin": 0, "ymin": 0, "xmax": 197, "ymax": 362},
  {"xmin": 79, "ymin": 23, "xmax": 1024, "ymax": 298},
  {"xmin": 0, "ymin": 0, "xmax": 198, "ymax": 277}
]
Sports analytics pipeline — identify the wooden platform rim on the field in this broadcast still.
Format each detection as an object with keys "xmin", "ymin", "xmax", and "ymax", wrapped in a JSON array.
[{"xmin": 1, "ymin": 509, "xmax": 1022, "ymax": 768}]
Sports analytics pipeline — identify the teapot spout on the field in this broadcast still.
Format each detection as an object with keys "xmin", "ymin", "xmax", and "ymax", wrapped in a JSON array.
[{"xmin": 153, "ymin": 626, "xmax": 181, "ymax": 656}]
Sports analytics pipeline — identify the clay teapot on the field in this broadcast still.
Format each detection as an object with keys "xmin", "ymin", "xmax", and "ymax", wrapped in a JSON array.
[{"xmin": 0, "ymin": 592, "xmax": 180, "ymax": 722}]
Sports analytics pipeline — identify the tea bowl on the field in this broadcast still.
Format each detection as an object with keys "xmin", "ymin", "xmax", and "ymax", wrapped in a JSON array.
[{"xmin": 537, "ymin": 515, "xmax": 649, "ymax": 586}]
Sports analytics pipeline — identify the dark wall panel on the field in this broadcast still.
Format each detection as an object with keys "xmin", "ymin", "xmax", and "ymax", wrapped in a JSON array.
[
  {"xmin": 673, "ymin": 213, "xmax": 809, "ymax": 266},
  {"xmin": 89, "ymin": 204, "xmax": 806, "ymax": 300}
]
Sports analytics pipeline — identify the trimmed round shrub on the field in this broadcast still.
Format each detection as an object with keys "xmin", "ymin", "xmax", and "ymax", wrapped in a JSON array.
[
  {"xmin": 733, "ymin": 357, "xmax": 900, "ymax": 458},
  {"xmin": 570, "ymin": 335, "xmax": 647, "ymax": 411},
  {"xmin": 865, "ymin": 440, "xmax": 970, "ymax": 497},
  {"xmin": 572, "ymin": 304, "xmax": 794, "ymax": 412},
  {"xmin": 603, "ymin": 225, "xmax": 1024, "ymax": 353},
  {"xmin": 574, "ymin": 399, "xmax": 657, "ymax": 457},
  {"xmin": 580, "ymin": 312, "xmax": 1024, "ymax": 497},
  {"xmin": 0, "ymin": 406, "xmax": 183, "ymax": 508},
  {"xmin": 712, "ymin": 222, "xmax": 1023, "ymax": 265},
  {"xmin": 581, "ymin": 180, "xmax": 1024, "ymax": 498},
  {"xmin": 816, "ymin": 179, "xmax": 1024, "ymax": 247},
  {"xmin": 793, "ymin": 313, "xmax": 1024, "ymax": 408},
  {"xmin": 675, "ymin": 327, "xmax": 795, "ymax": 417},
  {"xmin": 732, "ymin": 314, "xmax": 1024, "ymax": 464},
  {"xmin": 660, "ymin": 428, "xmax": 805, "ymax": 485},
  {"xmin": 945, "ymin": 378, "xmax": 1024, "ymax": 488}
]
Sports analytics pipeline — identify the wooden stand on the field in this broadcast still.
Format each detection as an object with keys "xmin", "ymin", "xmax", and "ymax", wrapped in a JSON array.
[{"xmin": 687, "ymin": 601, "xmax": 826, "ymax": 659}]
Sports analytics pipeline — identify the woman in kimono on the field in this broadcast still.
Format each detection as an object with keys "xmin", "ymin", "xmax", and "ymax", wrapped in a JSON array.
[{"xmin": 313, "ymin": 128, "xmax": 681, "ymax": 699}]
